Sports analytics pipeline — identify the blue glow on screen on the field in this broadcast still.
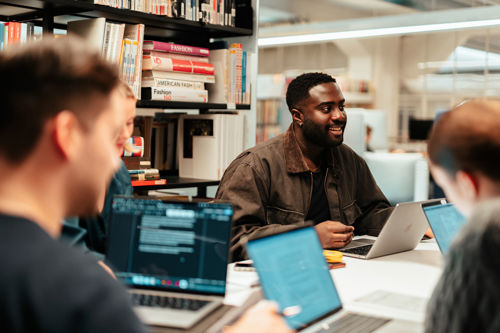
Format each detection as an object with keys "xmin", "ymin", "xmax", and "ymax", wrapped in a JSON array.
[
  {"xmin": 424, "ymin": 203, "xmax": 466, "ymax": 254},
  {"xmin": 247, "ymin": 227, "xmax": 341, "ymax": 330}
]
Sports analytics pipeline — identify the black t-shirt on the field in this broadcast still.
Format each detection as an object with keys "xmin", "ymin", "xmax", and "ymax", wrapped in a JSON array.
[
  {"xmin": 0, "ymin": 214, "xmax": 146, "ymax": 333},
  {"xmin": 306, "ymin": 168, "xmax": 331, "ymax": 225}
]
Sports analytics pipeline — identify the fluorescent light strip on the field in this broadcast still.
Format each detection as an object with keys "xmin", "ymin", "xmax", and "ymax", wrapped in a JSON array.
[{"xmin": 258, "ymin": 19, "xmax": 500, "ymax": 47}]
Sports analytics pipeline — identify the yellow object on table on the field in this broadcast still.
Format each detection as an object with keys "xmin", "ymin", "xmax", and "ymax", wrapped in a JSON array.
[{"xmin": 323, "ymin": 250, "xmax": 343, "ymax": 263}]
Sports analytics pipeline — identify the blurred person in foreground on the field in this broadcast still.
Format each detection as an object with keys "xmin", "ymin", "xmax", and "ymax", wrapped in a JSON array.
[{"xmin": 425, "ymin": 99, "xmax": 500, "ymax": 333}]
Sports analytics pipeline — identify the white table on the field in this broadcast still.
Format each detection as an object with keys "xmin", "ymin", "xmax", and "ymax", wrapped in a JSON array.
[{"xmin": 224, "ymin": 239, "xmax": 444, "ymax": 329}]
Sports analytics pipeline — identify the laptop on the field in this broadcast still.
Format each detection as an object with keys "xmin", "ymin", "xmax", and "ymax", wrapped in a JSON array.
[
  {"xmin": 246, "ymin": 226, "xmax": 410, "ymax": 333},
  {"xmin": 340, "ymin": 199, "xmax": 446, "ymax": 259},
  {"xmin": 106, "ymin": 197, "xmax": 233, "ymax": 329},
  {"xmin": 422, "ymin": 201, "xmax": 466, "ymax": 254}
]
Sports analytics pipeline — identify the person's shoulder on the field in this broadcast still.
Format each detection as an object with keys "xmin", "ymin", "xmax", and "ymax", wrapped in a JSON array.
[
  {"xmin": 0, "ymin": 215, "xmax": 144, "ymax": 332},
  {"xmin": 460, "ymin": 200, "xmax": 500, "ymax": 249},
  {"xmin": 447, "ymin": 200, "xmax": 500, "ymax": 272}
]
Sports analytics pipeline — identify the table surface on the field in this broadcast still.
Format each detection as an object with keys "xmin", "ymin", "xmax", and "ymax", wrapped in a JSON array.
[{"xmin": 224, "ymin": 238, "xmax": 444, "ymax": 328}]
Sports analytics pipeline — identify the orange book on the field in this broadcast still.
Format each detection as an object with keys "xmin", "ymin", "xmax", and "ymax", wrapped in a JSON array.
[{"xmin": 131, "ymin": 179, "xmax": 167, "ymax": 186}]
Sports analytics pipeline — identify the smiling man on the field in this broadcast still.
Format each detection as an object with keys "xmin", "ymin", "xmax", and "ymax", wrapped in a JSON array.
[{"xmin": 216, "ymin": 72, "xmax": 392, "ymax": 261}]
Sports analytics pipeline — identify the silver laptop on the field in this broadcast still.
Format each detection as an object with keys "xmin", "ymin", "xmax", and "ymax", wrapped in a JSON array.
[
  {"xmin": 422, "ymin": 201, "xmax": 466, "ymax": 254},
  {"xmin": 246, "ymin": 226, "xmax": 413, "ymax": 333},
  {"xmin": 340, "ymin": 199, "xmax": 446, "ymax": 259},
  {"xmin": 106, "ymin": 197, "xmax": 233, "ymax": 329}
]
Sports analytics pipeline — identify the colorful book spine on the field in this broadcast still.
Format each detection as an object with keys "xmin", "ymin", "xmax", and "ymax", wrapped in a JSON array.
[
  {"xmin": 143, "ymin": 40, "xmax": 209, "ymax": 57},
  {"xmin": 141, "ymin": 77, "xmax": 205, "ymax": 89},
  {"xmin": 143, "ymin": 50, "xmax": 209, "ymax": 63},
  {"xmin": 0, "ymin": 23, "xmax": 4, "ymax": 50},
  {"xmin": 142, "ymin": 55, "xmax": 214, "ymax": 74},
  {"xmin": 141, "ymin": 87, "xmax": 208, "ymax": 102},
  {"xmin": 131, "ymin": 179, "xmax": 167, "ymax": 186}
]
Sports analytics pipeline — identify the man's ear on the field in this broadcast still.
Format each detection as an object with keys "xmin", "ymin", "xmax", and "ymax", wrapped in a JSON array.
[
  {"xmin": 455, "ymin": 170, "xmax": 479, "ymax": 201},
  {"xmin": 291, "ymin": 108, "xmax": 304, "ymax": 127},
  {"xmin": 51, "ymin": 110, "xmax": 81, "ymax": 161}
]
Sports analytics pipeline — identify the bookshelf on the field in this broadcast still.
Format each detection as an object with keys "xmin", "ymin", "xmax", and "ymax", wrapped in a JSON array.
[{"xmin": 0, "ymin": 0, "xmax": 258, "ymax": 197}]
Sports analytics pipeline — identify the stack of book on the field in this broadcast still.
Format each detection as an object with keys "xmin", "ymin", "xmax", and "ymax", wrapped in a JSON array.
[
  {"xmin": 124, "ymin": 158, "xmax": 167, "ymax": 186},
  {"xmin": 141, "ymin": 40, "xmax": 214, "ymax": 102},
  {"xmin": 207, "ymin": 42, "xmax": 251, "ymax": 107},
  {"xmin": 129, "ymin": 168, "xmax": 161, "ymax": 181},
  {"xmin": 0, "ymin": 22, "xmax": 38, "ymax": 50},
  {"xmin": 67, "ymin": 18, "xmax": 145, "ymax": 98},
  {"xmin": 91, "ymin": 0, "xmax": 238, "ymax": 26}
]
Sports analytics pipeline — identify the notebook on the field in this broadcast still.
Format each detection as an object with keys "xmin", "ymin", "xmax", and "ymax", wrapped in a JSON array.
[
  {"xmin": 246, "ymin": 225, "xmax": 415, "ymax": 333},
  {"xmin": 339, "ymin": 199, "xmax": 446, "ymax": 259},
  {"xmin": 422, "ymin": 201, "xmax": 466, "ymax": 254},
  {"xmin": 106, "ymin": 197, "xmax": 233, "ymax": 329}
]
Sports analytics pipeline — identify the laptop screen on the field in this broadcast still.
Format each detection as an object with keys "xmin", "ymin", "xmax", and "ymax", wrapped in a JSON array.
[
  {"xmin": 423, "ymin": 203, "xmax": 466, "ymax": 254},
  {"xmin": 107, "ymin": 197, "xmax": 233, "ymax": 295},
  {"xmin": 246, "ymin": 227, "xmax": 342, "ymax": 330}
]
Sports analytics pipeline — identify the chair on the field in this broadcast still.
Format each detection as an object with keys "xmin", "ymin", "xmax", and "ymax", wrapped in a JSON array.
[{"xmin": 364, "ymin": 152, "xmax": 430, "ymax": 205}]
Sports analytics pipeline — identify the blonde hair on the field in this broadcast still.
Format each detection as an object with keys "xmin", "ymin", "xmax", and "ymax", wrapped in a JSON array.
[{"xmin": 118, "ymin": 81, "xmax": 137, "ymax": 101}]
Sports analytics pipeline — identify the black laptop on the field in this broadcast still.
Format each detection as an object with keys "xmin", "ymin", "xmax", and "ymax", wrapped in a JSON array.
[{"xmin": 106, "ymin": 197, "xmax": 233, "ymax": 329}]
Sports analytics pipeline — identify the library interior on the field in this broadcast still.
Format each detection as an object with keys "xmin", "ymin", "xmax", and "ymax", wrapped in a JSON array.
[{"xmin": 2, "ymin": 0, "xmax": 500, "ymax": 332}]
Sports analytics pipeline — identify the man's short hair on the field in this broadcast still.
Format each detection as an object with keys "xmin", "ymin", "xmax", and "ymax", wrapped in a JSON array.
[
  {"xmin": 0, "ymin": 37, "xmax": 120, "ymax": 164},
  {"xmin": 427, "ymin": 99, "xmax": 500, "ymax": 181},
  {"xmin": 285, "ymin": 72, "xmax": 336, "ymax": 112}
]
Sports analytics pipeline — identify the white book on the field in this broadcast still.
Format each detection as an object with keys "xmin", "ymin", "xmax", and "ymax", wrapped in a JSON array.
[
  {"xmin": 142, "ymin": 69, "xmax": 215, "ymax": 83},
  {"xmin": 143, "ymin": 87, "xmax": 208, "ymax": 102},
  {"xmin": 207, "ymin": 48, "xmax": 229, "ymax": 103},
  {"xmin": 141, "ymin": 77, "xmax": 205, "ymax": 90}
]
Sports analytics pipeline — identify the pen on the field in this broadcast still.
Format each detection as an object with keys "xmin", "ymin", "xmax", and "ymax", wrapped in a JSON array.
[{"xmin": 280, "ymin": 305, "xmax": 302, "ymax": 317}]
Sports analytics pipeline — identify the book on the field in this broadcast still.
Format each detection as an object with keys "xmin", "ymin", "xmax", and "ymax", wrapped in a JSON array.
[
  {"xmin": 141, "ymin": 77, "xmax": 205, "ymax": 90},
  {"xmin": 128, "ymin": 168, "xmax": 160, "ymax": 174},
  {"xmin": 142, "ymin": 55, "xmax": 215, "ymax": 75},
  {"xmin": 67, "ymin": 18, "xmax": 107, "ymax": 53},
  {"xmin": 207, "ymin": 48, "xmax": 229, "ymax": 103},
  {"xmin": 142, "ymin": 69, "xmax": 215, "ymax": 83},
  {"xmin": 141, "ymin": 87, "xmax": 208, "ymax": 102},
  {"xmin": 131, "ymin": 179, "xmax": 167, "ymax": 186},
  {"xmin": 130, "ymin": 173, "xmax": 161, "ymax": 180},
  {"xmin": 143, "ymin": 40, "xmax": 209, "ymax": 57},
  {"xmin": 122, "ymin": 157, "xmax": 151, "ymax": 170},
  {"xmin": 143, "ymin": 50, "xmax": 209, "ymax": 63},
  {"xmin": 124, "ymin": 24, "xmax": 145, "ymax": 98}
]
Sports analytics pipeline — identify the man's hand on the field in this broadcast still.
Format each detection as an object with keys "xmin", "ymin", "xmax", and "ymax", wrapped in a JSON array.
[
  {"xmin": 224, "ymin": 300, "xmax": 295, "ymax": 333},
  {"xmin": 314, "ymin": 221, "xmax": 354, "ymax": 249}
]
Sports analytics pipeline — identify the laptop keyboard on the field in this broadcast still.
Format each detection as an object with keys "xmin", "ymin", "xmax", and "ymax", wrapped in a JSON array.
[
  {"xmin": 315, "ymin": 313, "xmax": 390, "ymax": 333},
  {"xmin": 341, "ymin": 245, "xmax": 373, "ymax": 256},
  {"xmin": 131, "ymin": 293, "xmax": 209, "ymax": 311}
]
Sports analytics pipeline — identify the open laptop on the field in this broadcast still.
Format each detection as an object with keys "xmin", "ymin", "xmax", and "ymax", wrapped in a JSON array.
[
  {"xmin": 106, "ymin": 197, "xmax": 233, "ymax": 329},
  {"xmin": 422, "ymin": 201, "xmax": 466, "ymax": 254},
  {"xmin": 246, "ymin": 226, "xmax": 413, "ymax": 333},
  {"xmin": 340, "ymin": 199, "xmax": 446, "ymax": 259}
]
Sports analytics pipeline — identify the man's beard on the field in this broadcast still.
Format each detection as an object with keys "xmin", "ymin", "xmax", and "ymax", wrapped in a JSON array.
[{"xmin": 302, "ymin": 118, "xmax": 346, "ymax": 148}]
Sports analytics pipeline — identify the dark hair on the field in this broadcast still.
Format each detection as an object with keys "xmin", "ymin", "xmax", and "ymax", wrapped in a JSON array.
[
  {"xmin": 0, "ymin": 37, "xmax": 120, "ymax": 164},
  {"xmin": 427, "ymin": 99, "xmax": 500, "ymax": 181},
  {"xmin": 285, "ymin": 72, "xmax": 336, "ymax": 112}
]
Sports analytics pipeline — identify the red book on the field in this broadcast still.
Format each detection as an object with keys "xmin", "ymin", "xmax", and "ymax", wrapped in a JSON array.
[
  {"xmin": 131, "ymin": 179, "xmax": 167, "ymax": 186},
  {"xmin": 142, "ymin": 55, "xmax": 215, "ymax": 75},
  {"xmin": 143, "ymin": 41, "xmax": 209, "ymax": 57}
]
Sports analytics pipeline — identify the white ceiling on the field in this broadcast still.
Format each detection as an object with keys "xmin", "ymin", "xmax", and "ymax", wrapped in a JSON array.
[{"xmin": 259, "ymin": 0, "xmax": 500, "ymax": 27}]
